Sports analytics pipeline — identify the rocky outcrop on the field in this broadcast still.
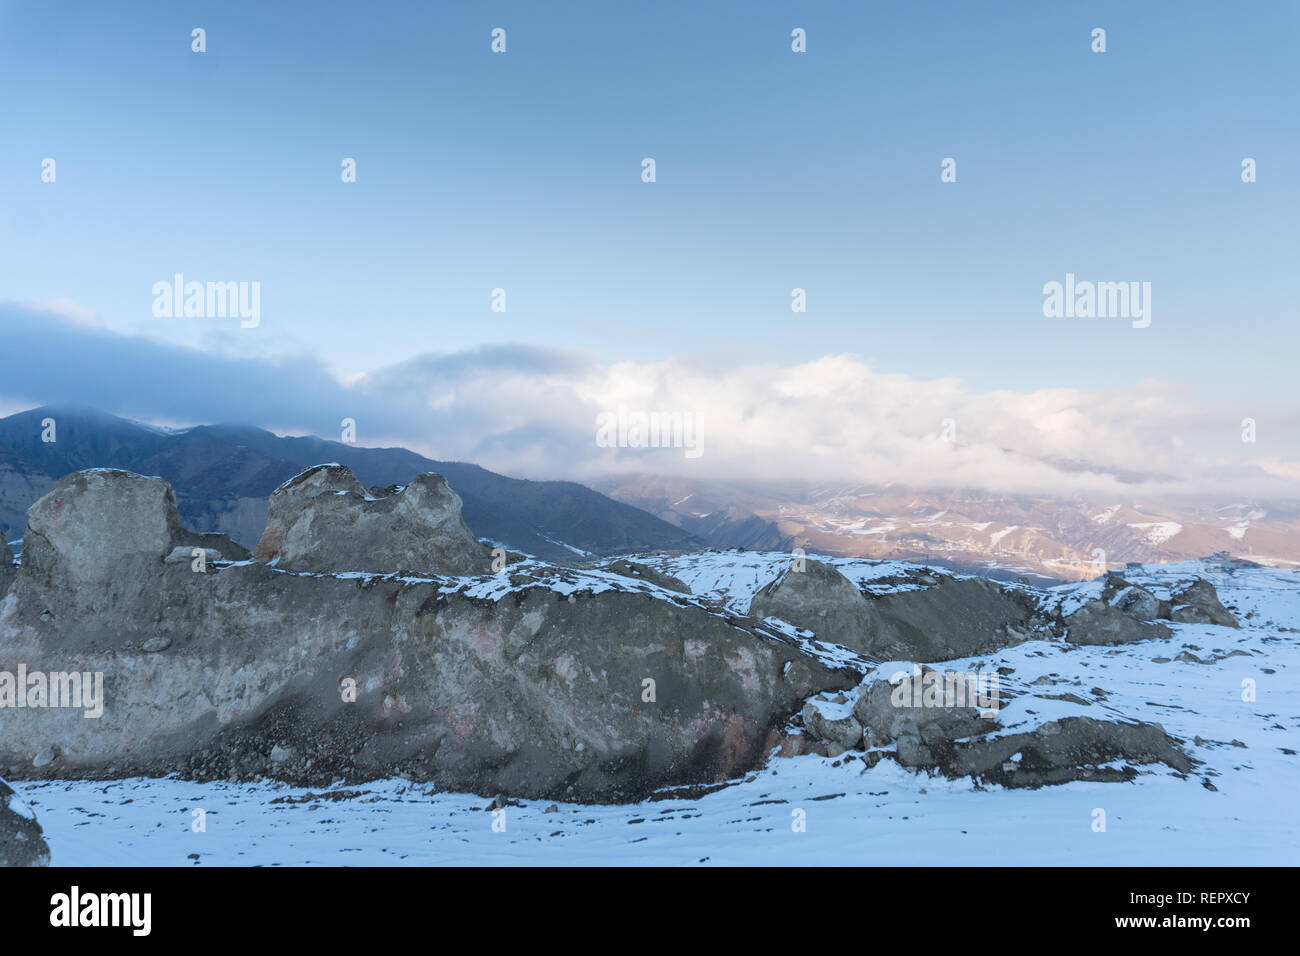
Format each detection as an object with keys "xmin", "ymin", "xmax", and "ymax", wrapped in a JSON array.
[
  {"xmin": 796, "ymin": 669, "xmax": 1194, "ymax": 788},
  {"xmin": 750, "ymin": 563, "xmax": 1044, "ymax": 662},
  {"xmin": 254, "ymin": 465, "xmax": 492, "ymax": 576},
  {"xmin": 0, "ymin": 777, "xmax": 49, "ymax": 866},
  {"xmin": 800, "ymin": 693, "xmax": 863, "ymax": 754},
  {"xmin": 1169, "ymin": 579, "xmax": 1238, "ymax": 627},
  {"xmin": 748, "ymin": 560, "xmax": 881, "ymax": 655},
  {"xmin": 1063, "ymin": 574, "xmax": 1236, "ymax": 644},
  {"xmin": 0, "ymin": 469, "xmax": 856, "ymax": 802},
  {"xmin": 1065, "ymin": 600, "xmax": 1172, "ymax": 645},
  {"xmin": 601, "ymin": 559, "xmax": 690, "ymax": 594},
  {"xmin": 867, "ymin": 577, "xmax": 1041, "ymax": 661},
  {"xmin": 854, "ymin": 667, "xmax": 997, "ymax": 750},
  {"xmin": 17, "ymin": 469, "xmax": 245, "ymax": 619},
  {"xmin": 920, "ymin": 717, "xmax": 1194, "ymax": 787},
  {"xmin": 0, "ymin": 537, "xmax": 13, "ymax": 597}
]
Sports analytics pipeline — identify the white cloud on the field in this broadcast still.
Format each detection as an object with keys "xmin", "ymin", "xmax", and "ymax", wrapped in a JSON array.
[{"xmin": 2, "ymin": 302, "xmax": 1296, "ymax": 500}]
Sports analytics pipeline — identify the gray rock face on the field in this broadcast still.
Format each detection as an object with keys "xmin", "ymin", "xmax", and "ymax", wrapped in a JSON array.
[
  {"xmin": 601, "ymin": 559, "xmax": 690, "ymax": 594},
  {"xmin": 1, "ymin": 469, "xmax": 856, "ymax": 802},
  {"xmin": 1104, "ymin": 579, "xmax": 1163, "ymax": 621},
  {"xmin": 847, "ymin": 670, "xmax": 1192, "ymax": 787},
  {"xmin": 0, "ymin": 777, "xmax": 49, "ymax": 866},
  {"xmin": 0, "ymin": 537, "xmax": 13, "ymax": 597},
  {"xmin": 18, "ymin": 470, "xmax": 244, "ymax": 620},
  {"xmin": 747, "ymin": 560, "xmax": 881, "ymax": 655},
  {"xmin": 254, "ymin": 465, "xmax": 492, "ymax": 576},
  {"xmin": 801, "ymin": 695, "xmax": 863, "ymax": 750},
  {"xmin": 868, "ymin": 577, "xmax": 1040, "ymax": 662},
  {"xmin": 920, "ymin": 717, "xmax": 1193, "ymax": 787},
  {"xmin": 854, "ymin": 669, "xmax": 997, "ymax": 750},
  {"xmin": 1170, "ymin": 579, "xmax": 1238, "ymax": 628},
  {"xmin": 1066, "ymin": 600, "xmax": 1172, "ymax": 645}
]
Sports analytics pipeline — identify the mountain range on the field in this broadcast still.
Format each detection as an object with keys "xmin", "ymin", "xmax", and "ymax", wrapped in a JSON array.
[{"xmin": 0, "ymin": 407, "xmax": 701, "ymax": 561}]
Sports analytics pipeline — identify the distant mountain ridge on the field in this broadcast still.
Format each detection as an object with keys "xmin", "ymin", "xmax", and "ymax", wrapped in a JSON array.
[
  {"xmin": 0, "ymin": 406, "xmax": 702, "ymax": 561},
  {"xmin": 592, "ymin": 474, "xmax": 1300, "ymax": 582}
]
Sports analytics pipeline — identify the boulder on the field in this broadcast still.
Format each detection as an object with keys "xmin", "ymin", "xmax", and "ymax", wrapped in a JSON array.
[
  {"xmin": 868, "ymin": 576, "xmax": 1041, "ymax": 661},
  {"xmin": 849, "ymin": 666, "xmax": 1193, "ymax": 786},
  {"xmin": 748, "ymin": 560, "xmax": 881, "ymax": 655},
  {"xmin": 1169, "ymin": 579, "xmax": 1238, "ymax": 628},
  {"xmin": 1102, "ymin": 578, "xmax": 1163, "ymax": 621},
  {"xmin": 926, "ymin": 717, "xmax": 1194, "ymax": 787},
  {"xmin": 1065, "ymin": 600, "xmax": 1172, "ymax": 645},
  {"xmin": 253, "ymin": 465, "xmax": 492, "ymax": 576},
  {"xmin": 0, "ymin": 777, "xmax": 49, "ymax": 866},
  {"xmin": 854, "ymin": 667, "xmax": 998, "ymax": 750},
  {"xmin": 801, "ymin": 694, "xmax": 863, "ymax": 750}
]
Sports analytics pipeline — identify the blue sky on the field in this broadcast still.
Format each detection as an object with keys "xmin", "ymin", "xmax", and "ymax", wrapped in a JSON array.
[{"xmin": 0, "ymin": 1, "xmax": 1296, "ymax": 484}]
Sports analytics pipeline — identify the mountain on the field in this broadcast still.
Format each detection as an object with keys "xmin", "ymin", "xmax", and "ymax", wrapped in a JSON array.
[
  {"xmin": 588, "ymin": 474, "xmax": 792, "ymax": 551},
  {"xmin": 593, "ymin": 474, "xmax": 1300, "ymax": 582},
  {"xmin": 0, "ymin": 406, "xmax": 702, "ymax": 560}
]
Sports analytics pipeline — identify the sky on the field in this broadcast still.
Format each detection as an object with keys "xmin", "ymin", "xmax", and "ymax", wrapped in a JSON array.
[{"xmin": 0, "ymin": 1, "xmax": 1296, "ymax": 494}]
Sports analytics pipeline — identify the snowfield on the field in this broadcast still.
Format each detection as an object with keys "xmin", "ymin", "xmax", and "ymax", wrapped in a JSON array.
[{"xmin": 17, "ymin": 556, "xmax": 1300, "ymax": 866}]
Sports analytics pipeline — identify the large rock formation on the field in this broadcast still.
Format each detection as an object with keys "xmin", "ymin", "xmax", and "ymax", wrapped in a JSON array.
[
  {"xmin": 868, "ymin": 576, "xmax": 1040, "ymax": 661},
  {"xmin": 1062, "ymin": 574, "xmax": 1236, "ymax": 644},
  {"xmin": 0, "ymin": 777, "xmax": 49, "ymax": 866},
  {"xmin": 1169, "ymin": 578, "xmax": 1238, "ymax": 627},
  {"xmin": 749, "ymin": 562, "xmax": 1042, "ymax": 662},
  {"xmin": 747, "ymin": 560, "xmax": 880, "ymax": 655},
  {"xmin": 0, "ymin": 468, "xmax": 855, "ymax": 802},
  {"xmin": 1065, "ymin": 600, "xmax": 1172, "ymax": 645},
  {"xmin": 17, "ymin": 469, "xmax": 246, "ymax": 619},
  {"xmin": 795, "ymin": 670, "xmax": 1196, "ymax": 788},
  {"xmin": 254, "ymin": 465, "xmax": 492, "ymax": 576}
]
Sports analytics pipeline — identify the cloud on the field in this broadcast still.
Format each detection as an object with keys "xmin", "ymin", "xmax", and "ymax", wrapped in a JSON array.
[{"xmin": 1, "ymin": 301, "xmax": 1296, "ymax": 500}]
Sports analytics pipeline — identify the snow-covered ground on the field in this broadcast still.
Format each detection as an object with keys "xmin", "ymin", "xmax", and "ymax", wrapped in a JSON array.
[{"xmin": 18, "ymin": 557, "xmax": 1300, "ymax": 866}]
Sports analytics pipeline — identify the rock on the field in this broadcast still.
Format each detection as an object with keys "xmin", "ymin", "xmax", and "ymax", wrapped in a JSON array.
[
  {"xmin": 141, "ymin": 636, "xmax": 172, "ymax": 653},
  {"xmin": 0, "ymin": 777, "xmax": 50, "ymax": 866},
  {"xmin": 801, "ymin": 696, "xmax": 863, "ymax": 750},
  {"xmin": 1169, "ymin": 579, "xmax": 1238, "ymax": 627},
  {"xmin": 928, "ymin": 717, "xmax": 1194, "ymax": 787},
  {"xmin": 0, "ymin": 537, "xmax": 13, "ymax": 596},
  {"xmin": 1065, "ymin": 600, "xmax": 1172, "ymax": 645},
  {"xmin": 601, "ymin": 560, "xmax": 690, "ymax": 594},
  {"xmin": 0, "ymin": 470, "xmax": 857, "ymax": 802},
  {"xmin": 165, "ymin": 546, "xmax": 223, "ymax": 567},
  {"xmin": 18, "ymin": 470, "xmax": 245, "ymax": 619},
  {"xmin": 543, "ymin": 804, "xmax": 558, "ymax": 814},
  {"xmin": 748, "ymin": 560, "xmax": 881, "ymax": 655},
  {"xmin": 867, "ymin": 576, "xmax": 1041, "ymax": 661},
  {"xmin": 253, "ymin": 465, "xmax": 492, "ymax": 576},
  {"xmin": 854, "ymin": 667, "xmax": 998, "ymax": 750},
  {"xmin": 1103, "ymin": 578, "xmax": 1162, "ymax": 621}
]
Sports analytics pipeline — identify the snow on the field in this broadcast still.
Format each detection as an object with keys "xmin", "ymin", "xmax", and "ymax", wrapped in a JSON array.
[
  {"xmin": 989, "ymin": 526, "xmax": 1019, "ymax": 547},
  {"xmin": 14, "ymin": 557, "xmax": 1300, "ymax": 866},
  {"xmin": 1128, "ymin": 521, "xmax": 1183, "ymax": 546}
]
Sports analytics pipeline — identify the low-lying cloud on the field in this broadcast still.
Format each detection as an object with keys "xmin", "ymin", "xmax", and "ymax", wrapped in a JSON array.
[{"xmin": 2, "ymin": 301, "xmax": 1295, "ymax": 501}]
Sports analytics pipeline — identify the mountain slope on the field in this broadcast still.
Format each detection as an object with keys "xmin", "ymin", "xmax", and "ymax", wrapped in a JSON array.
[{"xmin": 0, "ymin": 407, "xmax": 702, "ymax": 560}]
